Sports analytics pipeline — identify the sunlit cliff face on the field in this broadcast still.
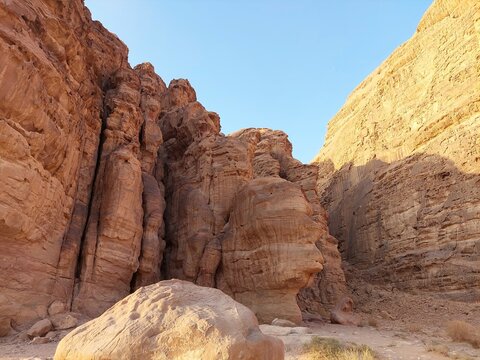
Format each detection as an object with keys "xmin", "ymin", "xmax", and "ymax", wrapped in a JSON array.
[{"xmin": 221, "ymin": 177, "xmax": 324, "ymax": 323}]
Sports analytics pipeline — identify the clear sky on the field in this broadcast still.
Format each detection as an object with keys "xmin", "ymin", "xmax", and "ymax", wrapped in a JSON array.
[{"xmin": 85, "ymin": 0, "xmax": 432, "ymax": 163}]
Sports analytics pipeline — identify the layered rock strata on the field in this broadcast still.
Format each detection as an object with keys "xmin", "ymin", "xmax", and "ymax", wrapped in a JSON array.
[
  {"xmin": 158, "ymin": 88, "xmax": 344, "ymax": 323},
  {"xmin": 314, "ymin": 0, "xmax": 480, "ymax": 300},
  {"xmin": 0, "ymin": 0, "xmax": 345, "ymax": 327}
]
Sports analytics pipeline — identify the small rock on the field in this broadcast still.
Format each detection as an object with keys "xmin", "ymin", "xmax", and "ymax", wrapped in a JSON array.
[
  {"xmin": 27, "ymin": 319, "xmax": 52, "ymax": 339},
  {"xmin": 57, "ymin": 330, "xmax": 72, "ymax": 341},
  {"xmin": 45, "ymin": 331, "xmax": 57, "ymax": 340},
  {"xmin": 290, "ymin": 327, "xmax": 311, "ymax": 335},
  {"xmin": 48, "ymin": 301, "xmax": 66, "ymax": 316},
  {"xmin": 30, "ymin": 336, "xmax": 51, "ymax": 345},
  {"xmin": 50, "ymin": 314, "xmax": 78, "ymax": 330},
  {"xmin": 259, "ymin": 324, "xmax": 292, "ymax": 336},
  {"xmin": 330, "ymin": 297, "xmax": 360, "ymax": 326},
  {"xmin": 271, "ymin": 318, "xmax": 297, "ymax": 327}
]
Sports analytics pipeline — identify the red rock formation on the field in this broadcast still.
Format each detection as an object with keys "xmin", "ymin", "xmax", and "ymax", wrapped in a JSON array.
[
  {"xmin": 0, "ymin": 0, "xmax": 132, "ymax": 324},
  {"xmin": 158, "ymin": 84, "xmax": 343, "ymax": 323},
  {"xmin": 0, "ymin": 0, "xmax": 344, "ymax": 328},
  {"xmin": 231, "ymin": 129, "xmax": 348, "ymax": 316},
  {"xmin": 218, "ymin": 177, "xmax": 324, "ymax": 324},
  {"xmin": 314, "ymin": 0, "xmax": 480, "ymax": 300}
]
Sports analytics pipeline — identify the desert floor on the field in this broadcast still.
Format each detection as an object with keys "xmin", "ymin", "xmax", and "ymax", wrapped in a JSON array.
[
  {"xmin": 1, "ymin": 320, "xmax": 479, "ymax": 360},
  {"xmin": 1, "ymin": 277, "xmax": 479, "ymax": 360}
]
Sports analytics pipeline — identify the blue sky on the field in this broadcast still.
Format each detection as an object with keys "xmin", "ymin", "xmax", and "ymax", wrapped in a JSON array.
[{"xmin": 85, "ymin": 0, "xmax": 432, "ymax": 163}]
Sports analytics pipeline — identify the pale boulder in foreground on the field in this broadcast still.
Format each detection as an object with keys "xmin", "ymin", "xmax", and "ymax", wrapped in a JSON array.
[{"xmin": 54, "ymin": 280, "xmax": 284, "ymax": 360}]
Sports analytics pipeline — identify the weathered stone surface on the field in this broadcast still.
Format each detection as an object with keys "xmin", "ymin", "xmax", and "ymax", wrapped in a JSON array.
[
  {"xmin": 218, "ymin": 177, "xmax": 324, "ymax": 324},
  {"xmin": 231, "ymin": 129, "xmax": 348, "ymax": 316},
  {"xmin": 0, "ymin": 0, "xmax": 342, "ymax": 327},
  {"xmin": 0, "ymin": 0, "xmax": 118, "ymax": 325},
  {"xmin": 30, "ymin": 336, "xmax": 51, "ymax": 345},
  {"xmin": 330, "ymin": 297, "xmax": 360, "ymax": 326},
  {"xmin": 50, "ymin": 314, "xmax": 78, "ymax": 330},
  {"xmin": 54, "ymin": 280, "xmax": 285, "ymax": 360},
  {"xmin": 0, "ymin": 0, "xmax": 167, "ymax": 323},
  {"xmin": 27, "ymin": 319, "xmax": 52, "ymax": 339},
  {"xmin": 314, "ymin": 0, "xmax": 480, "ymax": 300},
  {"xmin": 159, "ymin": 84, "xmax": 340, "ymax": 321},
  {"xmin": 47, "ymin": 301, "xmax": 66, "ymax": 317}
]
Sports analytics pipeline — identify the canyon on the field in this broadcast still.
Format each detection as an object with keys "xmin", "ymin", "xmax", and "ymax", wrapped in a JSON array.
[{"xmin": 0, "ymin": 0, "xmax": 479, "ymax": 358}]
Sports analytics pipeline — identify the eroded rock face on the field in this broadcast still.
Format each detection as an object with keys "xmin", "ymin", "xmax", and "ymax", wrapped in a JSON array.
[
  {"xmin": 218, "ymin": 178, "xmax": 324, "ymax": 324},
  {"xmin": 159, "ymin": 87, "xmax": 340, "ymax": 322},
  {"xmin": 231, "ymin": 129, "xmax": 348, "ymax": 316},
  {"xmin": 54, "ymin": 280, "xmax": 285, "ymax": 360},
  {"xmin": 0, "ymin": 0, "xmax": 131, "ymax": 324},
  {"xmin": 0, "ymin": 0, "xmax": 344, "ymax": 327},
  {"xmin": 0, "ymin": 0, "xmax": 167, "ymax": 323},
  {"xmin": 314, "ymin": 0, "xmax": 480, "ymax": 300}
]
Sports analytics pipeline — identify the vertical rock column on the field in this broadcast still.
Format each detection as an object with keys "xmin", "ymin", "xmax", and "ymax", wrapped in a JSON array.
[
  {"xmin": 230, "ymin": 129, "xmax": 348, "ymax": 316},
  {"xmin": 132, "ymin": 63, "xmax": 167, "ymax": 289},
  {"xmin": 73, "ymin": 68, "xmax": 145, "ymax": 317}
]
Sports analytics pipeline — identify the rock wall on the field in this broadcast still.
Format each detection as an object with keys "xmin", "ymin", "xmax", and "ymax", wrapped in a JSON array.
[
  {"xmin": 314, "ymin": 0, "xmax": 480, "ymax": 300},
  {"xmin": 0, "ymin": 0, "xmax": 345, "ymax": 327},
  {"xmin": 158, "ymin": 87, "xmax": 346, "ymax": 323}
]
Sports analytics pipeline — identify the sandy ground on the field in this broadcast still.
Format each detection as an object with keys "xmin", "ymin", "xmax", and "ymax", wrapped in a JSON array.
[
  {"xmin": 1, "ymin": 321, "xmax": 479, "ymax": 360},
  {"xmin": 1, "ymin": 275, "xmax": 479, "ymax": 360},
  {"xmin": 262, "ymin": 323, "xmax": 480, "ymax": 360}
]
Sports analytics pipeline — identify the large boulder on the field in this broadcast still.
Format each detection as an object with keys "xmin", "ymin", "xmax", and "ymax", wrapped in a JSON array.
[{"xmin": 54, "ymin": 280, "xmax": 284, "ymax": 360}]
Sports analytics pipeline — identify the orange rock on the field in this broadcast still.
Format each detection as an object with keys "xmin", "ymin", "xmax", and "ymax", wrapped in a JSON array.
[
  {"xmin": 314, "ymin": 0, "xmax": 480, "ymax": 300},
  {"xmin": 0, "ymin": 0, "xmax": 344, "ymax": 327},
  {"xmin": 219, "ymin": 177, "xmax": 324, "ymax": 324}
]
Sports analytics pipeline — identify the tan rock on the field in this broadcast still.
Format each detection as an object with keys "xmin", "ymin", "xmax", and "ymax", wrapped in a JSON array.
[
  {"xmin": 0, "ymin": 0, "xmax": 164, "ymax": 325},
  {"xmin": 54, "ymin": 280, "xmax": 284, "ymax": 360},
  {"xmin": 314, "ymin": 0, "xmax": 480, "ymax": 300},
  {"xmin": 50, "ymin": 314, "xmax": 78, "ymax": 330},
  {"xmin": 45, "ymin": 331, "xmax": 57, "ymax": 341},
  {"xmin": 231, "ymin": 129, "xmax": 348, "ymax": 315},
  {"xmin": 48, "ymin": 301, "xmax": 66, "ymax": 317},
  {"xmin": 159, "ymin": 83, "xmax": 333, "ymax": 323},
  {"xmin": 272, "ymin": 318, "xmax": 297, "ymax": 327},
  {"xmin": 330, "ymin": 297, "xmax": 360, "ymax": 326},
  {"xmin": 0, "ymin": 0, "xmax": 342, "ymax": 329},
  {"xmin": 27, "ymin": 319, "xmax": 52, "ymax": 339},
  {"xmin": 219, "ymin": 177, "xmax": 324, "ymax": 324}
]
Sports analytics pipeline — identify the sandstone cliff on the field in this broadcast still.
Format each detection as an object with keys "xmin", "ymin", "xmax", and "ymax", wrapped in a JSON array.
[
  {"xmin": 0, "ymin": 0, "xmax": 345, "ymax": 328},
  {"xmin": 314, "ymin": 0, "xmax": 480, "ymax": 301}
]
